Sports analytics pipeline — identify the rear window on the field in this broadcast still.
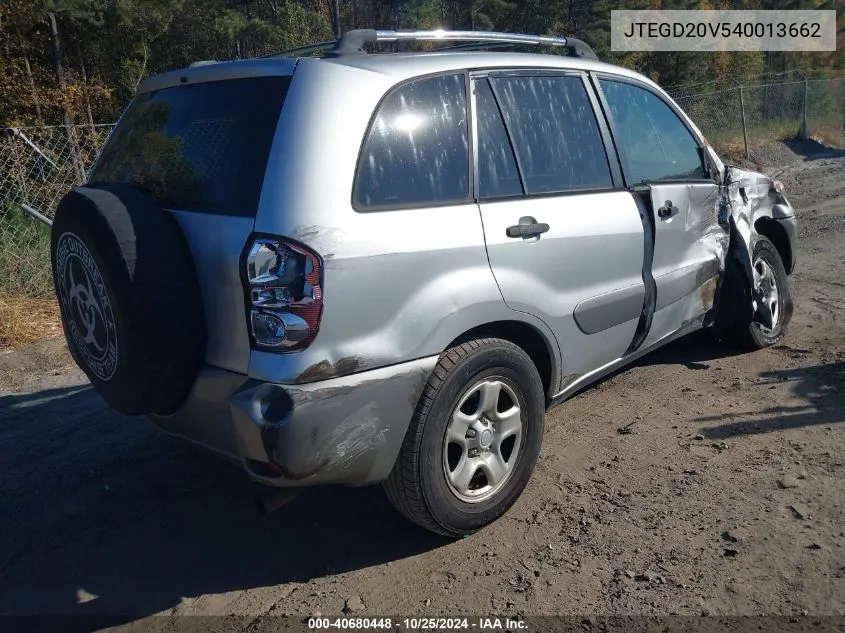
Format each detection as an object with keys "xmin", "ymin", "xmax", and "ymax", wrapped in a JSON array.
[{"xmin": 90, "ymin": 76, "xmax": 290, "ymax": 217}]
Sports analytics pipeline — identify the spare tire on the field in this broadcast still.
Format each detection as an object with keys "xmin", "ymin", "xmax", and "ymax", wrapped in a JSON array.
[{"xmin": 50, "ymin": 183, "xmax": 206, "ymax": 416}]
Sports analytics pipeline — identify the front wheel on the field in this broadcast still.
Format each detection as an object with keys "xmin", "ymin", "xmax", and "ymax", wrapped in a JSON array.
[
  {"xmin": 383, "ymin": 338, "xmax": 545, "ymax": 537},
  {"xmin": 724, "ymin": 235, "xmax": 793, "ymax": 349}
]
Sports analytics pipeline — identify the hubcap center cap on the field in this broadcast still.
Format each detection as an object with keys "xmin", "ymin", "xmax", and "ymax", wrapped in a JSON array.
[{"xmin": 479, "ymin": 429, "xmax": 493, "ymax": 448}]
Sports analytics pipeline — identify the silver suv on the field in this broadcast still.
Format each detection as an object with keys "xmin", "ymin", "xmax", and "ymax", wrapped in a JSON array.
[{"xmin": 50, "ymin": 29, "xmax": 797, "ymax": 536}]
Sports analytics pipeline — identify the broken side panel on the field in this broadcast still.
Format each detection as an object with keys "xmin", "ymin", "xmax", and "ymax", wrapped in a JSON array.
[
  {"xmin": 638, "ymin": 181, "xmax": 727, "ymax": 350},
  {"xmin": 711, "ymin": 164, "xmax": 791, "ymax": 334}
]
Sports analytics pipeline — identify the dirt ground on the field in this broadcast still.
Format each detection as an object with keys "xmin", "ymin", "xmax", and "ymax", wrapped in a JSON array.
[{"xmin": 1, "ymin": 140, "xmax": 843, "ymax": 629}]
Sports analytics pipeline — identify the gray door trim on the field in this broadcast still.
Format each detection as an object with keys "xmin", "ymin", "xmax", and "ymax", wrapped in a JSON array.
[{"xmin": 573, "ymin": 282, "xmax": 647, "ymax": 335}]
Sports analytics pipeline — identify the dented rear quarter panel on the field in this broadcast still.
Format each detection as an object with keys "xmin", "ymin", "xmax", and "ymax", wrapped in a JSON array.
[{"xmin": 231, "ymin": 356, "xmax": 438, "ymax": 485}]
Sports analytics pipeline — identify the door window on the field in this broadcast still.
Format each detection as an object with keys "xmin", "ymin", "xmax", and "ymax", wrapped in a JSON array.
[
  {"xmin": 599, "ymin": 79, "xmax": 706, "ymax": 185},
  {"xmin": 475, "ymin": 78, "xmax": 522, "ymax": 199},
  {"xmin": 490, "ymin": 75, "xmax": 613, "ymax": 195}
]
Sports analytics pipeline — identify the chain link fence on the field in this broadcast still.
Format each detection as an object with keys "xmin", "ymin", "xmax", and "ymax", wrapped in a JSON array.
[
  {"xmin": 671, "ymin": 77, "xmax": 845, "ymax": 158},
  {"xmin": 0, "ymin": 125, "xmax": 113, "ymax": 298},
  {"xmin": 1, "ymin": 77, "xmax": 844, "ymax": 304}
]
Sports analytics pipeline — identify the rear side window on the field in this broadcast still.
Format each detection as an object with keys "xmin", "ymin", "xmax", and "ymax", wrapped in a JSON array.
[
  {"xmin": 599, "ymin": 79, "xmax": 705, "ymax": 184},
  {"xmin": 90, "ymin": 76, "xmax": 290, "ymax": 217},
  {"xmin": 491, "ymin": 75, "xmax": 612, "ymax": 195},
  {"xmin": 355, "ymin": 73, "xmax": 470, "ymax": 210}
]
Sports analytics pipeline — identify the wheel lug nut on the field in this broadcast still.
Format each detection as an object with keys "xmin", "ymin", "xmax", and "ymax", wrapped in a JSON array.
[
  {"xmin": 466, "ymin": 428, "xmax": 477, "ymax": 438},
  {"xmin": 468, "ymin": 448, "xmax": 479, "ymax": 457}
]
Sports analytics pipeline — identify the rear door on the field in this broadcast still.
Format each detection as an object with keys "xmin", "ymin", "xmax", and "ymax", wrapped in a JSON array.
[
  {"xmin": 89, "ymin": 68, "xmax": 294, "ymax": 373},
  {"xmin": 596, "ymin": 76, "xmax": 723, "ymax": 349},
  {"xmin": 474, "ymin": 72, "xmax": 646, "ymax": 384}
]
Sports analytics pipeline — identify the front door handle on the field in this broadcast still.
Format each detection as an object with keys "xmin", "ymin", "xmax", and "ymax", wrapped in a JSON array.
[
  {"xmin": 657, "ymin": 201, "xmax": 679, "ymax": 220},
  {"xmin": 506, "ymin": 221, "xmax": 550, "ymax": 238}
]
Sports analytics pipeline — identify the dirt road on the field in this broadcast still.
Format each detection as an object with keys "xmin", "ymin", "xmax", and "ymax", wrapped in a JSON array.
[{"xmin": 1, "ymin": 141, "xmax": 843, "ymax": 628}]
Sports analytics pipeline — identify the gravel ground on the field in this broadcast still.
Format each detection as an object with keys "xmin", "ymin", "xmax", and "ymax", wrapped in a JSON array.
[{"xmin": 1, "ymin": 142, "xmax": 843, "ymax": 630}]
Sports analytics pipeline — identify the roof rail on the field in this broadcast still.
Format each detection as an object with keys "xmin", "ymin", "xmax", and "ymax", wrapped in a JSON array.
[
  {"xmin": 267, "ymin": 40, "xmax": 337, "ymax": 58},
  {"xmin": 268, "ymin": 29, "xmax": 597, "ymax": 60}
]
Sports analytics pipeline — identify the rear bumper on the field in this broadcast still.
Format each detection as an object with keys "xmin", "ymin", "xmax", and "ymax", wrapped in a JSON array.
[{"xmin": 148, "ymin": 355, "xmax": 438, "ymax": 487}]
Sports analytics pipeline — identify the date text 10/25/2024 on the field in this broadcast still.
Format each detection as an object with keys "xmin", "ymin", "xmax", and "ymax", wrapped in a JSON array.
[{"xmin": 307, "ymin": 618, "xmax": 528, "ymax": 631}]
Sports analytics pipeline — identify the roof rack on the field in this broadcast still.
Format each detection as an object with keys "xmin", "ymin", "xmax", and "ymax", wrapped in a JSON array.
[{"xmin": 268, "ymin": 29, "xmax": 597, "ymax": 60}]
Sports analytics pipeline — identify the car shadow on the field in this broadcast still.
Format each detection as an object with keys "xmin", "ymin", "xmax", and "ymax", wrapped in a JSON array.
[
  {"xmin": 695, "ymin": 361, "xmax": 845, "ymax": 439},
  {"xmin": 783, "ymin": 137, "xmax": 845, "ymax": 161},
  {"xmin": 0, "ymin": 385, "xmax": 446, "ymax": 621},
  {"xmin": 632, "ymin": 330, "xmax": 746, "ymax": 370}
]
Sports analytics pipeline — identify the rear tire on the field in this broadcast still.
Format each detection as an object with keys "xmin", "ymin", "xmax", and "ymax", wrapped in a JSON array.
[
  {"xmin": 383, "ymin": 338, "xmax": 545, "ymax": 537},
  {"xmin": 723, "ymin": 236, "xmax": 793, "ymax": 350}
]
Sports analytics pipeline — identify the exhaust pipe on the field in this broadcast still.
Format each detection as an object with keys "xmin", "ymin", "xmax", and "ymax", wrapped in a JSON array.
[{"xmin": 255, "ymin": 489, "xmax": 300, "ymax": 516}]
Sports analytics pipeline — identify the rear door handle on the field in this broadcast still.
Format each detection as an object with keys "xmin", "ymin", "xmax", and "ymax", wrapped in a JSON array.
[{"xmin": 506, "ymin": 222, "xmax": 550, "ymax": 238}]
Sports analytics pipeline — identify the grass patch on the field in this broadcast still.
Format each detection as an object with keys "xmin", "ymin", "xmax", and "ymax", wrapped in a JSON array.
[
  {"xmin": 0, "ymin": 205, "xmax": 54, "ymax": 299},
  {"xmin": 810, "ymin": 124, "xmax": 845, "ymax": 148},
  {"xmin": 0, "ymin": 295, "xmax": 61, "ymax": 348},
  {"xmin": 0, "ymin": 207, "xmax": 60, "ymax": 347},
  {"xmin": 704, "ymin": 119, "xmax": 802, "ymax": 155}
]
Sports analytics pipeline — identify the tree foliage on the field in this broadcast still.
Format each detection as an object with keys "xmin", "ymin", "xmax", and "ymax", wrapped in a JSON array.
[{"xmin": 0, "ymin": 0, "xmax": 840, "ymax": 126}]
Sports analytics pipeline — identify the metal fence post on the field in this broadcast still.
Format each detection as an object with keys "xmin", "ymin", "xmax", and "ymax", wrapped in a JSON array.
[
  {"xmin": 798, "ymin": 70, "xmax": 808, "ymax": 139},
  {"xmin": 735, "ymin": 81, "xmax": 750, "ymax": 159},
  {"xmin": 7, "ymin": 129, "xmax": 31, "ymax": 209},
  {"xmin": 332, "ymin": 0, "xmax": 341, "ymax": 37}
]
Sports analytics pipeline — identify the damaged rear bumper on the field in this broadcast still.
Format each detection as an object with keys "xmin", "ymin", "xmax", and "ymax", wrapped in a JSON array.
[{"xmin": 148, "ymin": 355, "xmax": 438, "ymax": 487}]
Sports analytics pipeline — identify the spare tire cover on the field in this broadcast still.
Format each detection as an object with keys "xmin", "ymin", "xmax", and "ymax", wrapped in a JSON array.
[{"xmin": 50, "ymin": 183, "xmax": 206, "ymax": 416}]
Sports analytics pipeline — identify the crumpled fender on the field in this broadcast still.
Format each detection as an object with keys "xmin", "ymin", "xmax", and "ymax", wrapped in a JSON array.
[
  {"xmin": 709, "ymin": 158, "xmax": 790, "ymax": 333},
  {"xmin": 723, "ymin": 165, "xmax": 793, "ymax": 221}
]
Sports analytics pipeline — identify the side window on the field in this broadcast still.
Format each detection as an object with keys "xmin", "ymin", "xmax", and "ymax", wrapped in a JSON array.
[
  {"xmin": 599, "ymin": 79, "xmax": 706, "ymax": 184},
  {"xmin": 475, "ymin": 79, "xmax": 522, "ymax": 199},
  {"xmin": 355, "ymin": 73, "xmax": 469, "ymax": 209},
  {"xmin": 491, "ymin": 74, "xmax": 613, "ymax": 195}
]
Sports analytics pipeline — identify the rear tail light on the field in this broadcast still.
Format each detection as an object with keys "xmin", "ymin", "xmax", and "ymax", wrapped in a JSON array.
[{"xmin": 243, "ymin": 237, "xmax": 323, "ymax": 351}]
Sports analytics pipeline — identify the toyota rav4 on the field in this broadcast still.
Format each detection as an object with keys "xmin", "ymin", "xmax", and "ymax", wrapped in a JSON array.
[{"xmin": 50, "ymin": 29, "xmax": 797, "ymax": 536}]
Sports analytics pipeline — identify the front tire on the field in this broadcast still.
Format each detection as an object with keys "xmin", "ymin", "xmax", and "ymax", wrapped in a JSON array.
[
  {"xmin": 383, "ymin": 338, "xmax": 545, "ymax": 537},
  {"xmin": 724, "ymin": 235, "xmax": 793, "ymax": 349}
]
